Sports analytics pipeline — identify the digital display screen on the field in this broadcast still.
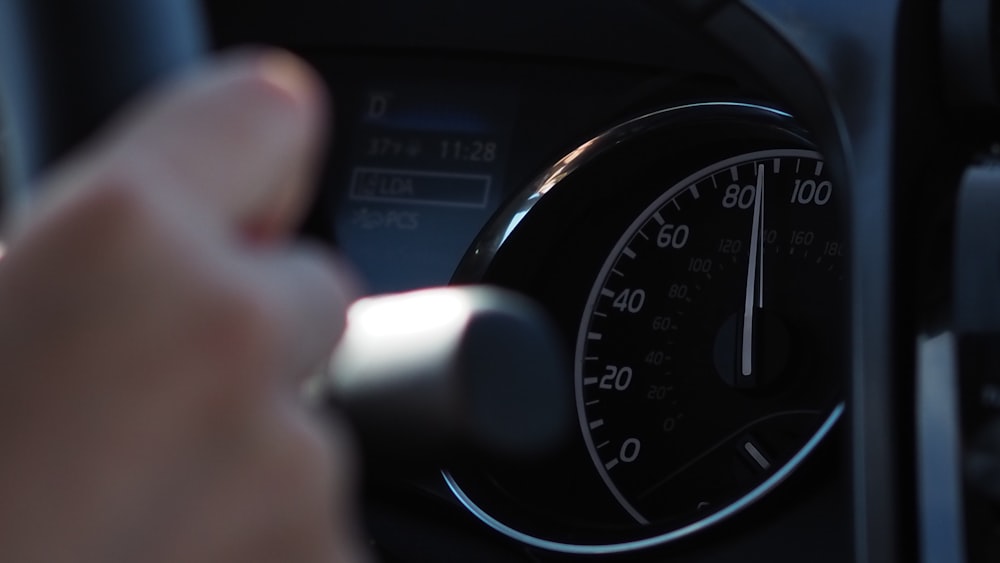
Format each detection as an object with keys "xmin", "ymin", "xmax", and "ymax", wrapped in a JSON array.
[{"xmin": 336, "ymin": 84, "xmax": 516, "ymax": 293}]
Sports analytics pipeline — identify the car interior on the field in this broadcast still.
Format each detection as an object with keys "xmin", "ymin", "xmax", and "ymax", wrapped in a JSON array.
[{"xmin": 3, "ymin": 1, "xmax": 1000, "ymax": 562}]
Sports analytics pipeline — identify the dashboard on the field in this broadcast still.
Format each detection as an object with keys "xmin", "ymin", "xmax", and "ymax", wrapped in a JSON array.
[
  {"xmin": 204, "ymin": 2, "xmax": 862, "ymax": 561},
  {"xmin": 3, "ymin": 0, "xmax": 997, "ymax": 562}
]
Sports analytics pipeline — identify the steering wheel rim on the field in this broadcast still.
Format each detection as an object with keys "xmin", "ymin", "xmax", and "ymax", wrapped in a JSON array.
[{"xmin": 0, "ymin": 0, "xmax": 205, "ymax": 203}]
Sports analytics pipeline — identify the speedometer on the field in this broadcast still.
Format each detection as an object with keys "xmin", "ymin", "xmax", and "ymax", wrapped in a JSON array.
[
  {"xmin": 447, "ymin": 103, "xmax": 848, "ymax": 554},
  {"xmin": 577, "ymin": 149, "xmax": 845, "ymax": 531}
]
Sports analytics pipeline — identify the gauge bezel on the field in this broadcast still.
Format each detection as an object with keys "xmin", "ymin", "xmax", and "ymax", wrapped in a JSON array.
[{"xmin": 444, "ymin": 102, "xmax": 847, "ymax": 555}]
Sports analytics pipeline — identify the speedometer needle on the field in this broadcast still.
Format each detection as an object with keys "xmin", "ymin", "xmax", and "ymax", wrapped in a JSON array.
[{"xmin": 741, "ymin": 164, "xmax": 765, "ymax": 377}]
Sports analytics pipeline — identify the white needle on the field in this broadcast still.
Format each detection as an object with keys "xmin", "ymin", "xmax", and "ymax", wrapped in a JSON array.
[
  {"xmin": 742, "ymin": 164, "xmax": 765, "ymax": 377},
  {"xmin": 758, "ymin": 179, "xmax": 765, "ymax": 308}
]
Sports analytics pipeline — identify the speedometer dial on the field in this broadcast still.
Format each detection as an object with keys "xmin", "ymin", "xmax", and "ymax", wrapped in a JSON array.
[
  {"xmin": 446, "ymin": 103, "xmax": 849, "ymax": 554},
  {"xmin": 577, "ymin": 149, "xmax": 845, "ymax": 530}
]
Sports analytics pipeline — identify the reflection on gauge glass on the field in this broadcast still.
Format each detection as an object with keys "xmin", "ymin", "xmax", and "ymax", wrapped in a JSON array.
[{"xmin": 577, "ymin": 149, "xmax": 845, "ymax": 530}]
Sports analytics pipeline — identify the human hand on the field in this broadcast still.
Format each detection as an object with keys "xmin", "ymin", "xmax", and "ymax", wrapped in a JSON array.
[{"xmin": 0, "ymin": 52, "xmax": 364, "ymax": 562}]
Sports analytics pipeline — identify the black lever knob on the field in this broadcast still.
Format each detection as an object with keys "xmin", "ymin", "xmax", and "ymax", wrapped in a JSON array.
[{"xmin": 311, "ymin": 286, "xmax": 572, "ymax": 463}]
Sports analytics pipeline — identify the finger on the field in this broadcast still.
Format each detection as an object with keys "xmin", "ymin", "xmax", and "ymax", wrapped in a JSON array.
[
  {"xmin": 254, "ymin": 245, "xmax": 360, "ymax": 387},
  {"xmin": 281, "ymin": 406, "xmax": 369, "ymax": 563},
  {"xmin": 97, "ymin": 49, "xmax": 328, "ymax": 241}
]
